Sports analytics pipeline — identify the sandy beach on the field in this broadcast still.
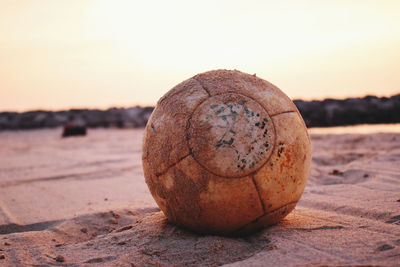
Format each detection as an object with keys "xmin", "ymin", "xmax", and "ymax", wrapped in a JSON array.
[{"xmin": 0, "ymin": 126, "xmax": 399, "ymax": 266}]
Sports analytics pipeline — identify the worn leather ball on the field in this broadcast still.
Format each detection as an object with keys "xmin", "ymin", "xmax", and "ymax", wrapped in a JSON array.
[{"xmin": 142, "ymin": 69, "xmax": 311, "ymax": 235}]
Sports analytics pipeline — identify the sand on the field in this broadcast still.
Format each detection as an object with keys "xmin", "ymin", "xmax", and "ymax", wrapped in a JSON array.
[{"xmin": 0, "ymin": 127, "xmax": 399, "ymax": 266}]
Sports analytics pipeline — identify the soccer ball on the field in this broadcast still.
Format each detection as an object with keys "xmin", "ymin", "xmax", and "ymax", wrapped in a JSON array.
[{"xmin": 142, "ymin": 70, "xmax": 311, "ymax": 235}]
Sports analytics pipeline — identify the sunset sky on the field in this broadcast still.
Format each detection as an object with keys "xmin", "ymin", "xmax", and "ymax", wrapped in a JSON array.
[{"xmin": 1, "ymin": 0, "xmax": 399, "ymax": 111}]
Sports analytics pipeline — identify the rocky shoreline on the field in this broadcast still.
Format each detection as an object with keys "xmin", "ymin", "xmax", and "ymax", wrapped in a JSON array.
[
  {"xmin": 0, "ymin": 106, "xmax": 154, "ymax": 130},
  {"xmin": 0, "ymin": 94, "xmax": 399, "ymax": 130},
  {"xmin": 294, "ymin": 94, "xmax": 400, "ymax": 127}
]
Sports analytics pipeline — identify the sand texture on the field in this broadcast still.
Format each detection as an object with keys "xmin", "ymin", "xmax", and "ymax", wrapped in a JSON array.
[{"xmin": 0, "ymin": 128, "xmax": 399, "ymax": 266}]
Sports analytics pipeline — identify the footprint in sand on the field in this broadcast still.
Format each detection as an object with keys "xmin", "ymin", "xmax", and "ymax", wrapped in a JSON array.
[
  {"xmin": 376, "ymin": 244, "xmax": 395, "ymax": 251},
  {"xmin": 385, "ymin": 215, "xmax": 400, "ymax": 225}
]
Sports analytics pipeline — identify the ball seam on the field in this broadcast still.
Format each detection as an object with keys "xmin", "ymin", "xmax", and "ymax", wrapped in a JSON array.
[
  {"xmin": 251, "ymin": 175, "xmax": 266, "ymax": 213},
  {"xmin": 154, "ymin": 153, "xmax": 192, "ymax": 177},
  {"xmin": 192, "ymin": 77, "xmax": 211, "ymax": 97},
  {"xmin": 229, "ymin": 200, "xmax": 298, "ymax": 235}
]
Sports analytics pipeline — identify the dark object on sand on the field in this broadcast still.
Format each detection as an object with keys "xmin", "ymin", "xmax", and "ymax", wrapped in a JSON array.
[
  {"xmin": 330, "ymin": 169, "xmax": 344, "ymax": 176},
  {"xmin": 62, "ymin": 125, "xmax": 87, "ymax": 137},
  {"xmin": 55, "ymin": 255, "xmax": 65, "ymax": 262}
]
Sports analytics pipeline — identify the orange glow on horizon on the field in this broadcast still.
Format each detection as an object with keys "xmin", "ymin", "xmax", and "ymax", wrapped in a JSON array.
[{"xmin": 1, "ymin": 0, "xmax": 399, "ymax": 111}]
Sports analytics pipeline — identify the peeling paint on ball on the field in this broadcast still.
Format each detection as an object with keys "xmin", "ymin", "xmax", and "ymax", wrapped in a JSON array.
[
  {"xmin": 189, "ymin": 93, "xmax": 275, "ymax": 178},
  {"xmin": 142, "ymin": 69, "xmax": 311, "ymax": 235}
]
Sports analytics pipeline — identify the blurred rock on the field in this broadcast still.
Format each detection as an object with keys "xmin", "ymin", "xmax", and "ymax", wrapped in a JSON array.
[{"xmin": 62, "ymin": 125, "xmax": 87, "ymax": 137}]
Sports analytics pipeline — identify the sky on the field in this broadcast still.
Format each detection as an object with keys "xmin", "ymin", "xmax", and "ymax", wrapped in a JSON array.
[{"xmin": 0, "ymin": 0, "xmax": 399, "ymax": 111}]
